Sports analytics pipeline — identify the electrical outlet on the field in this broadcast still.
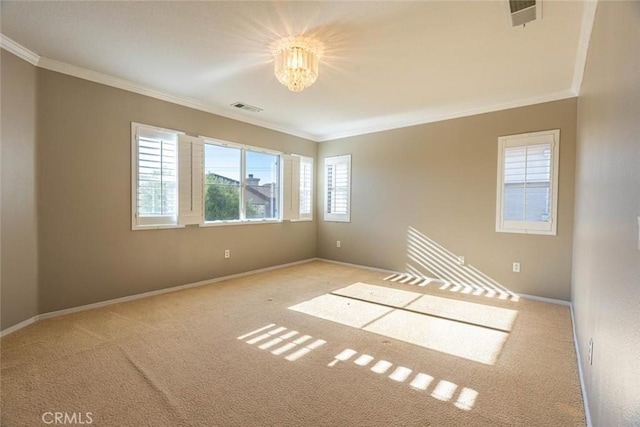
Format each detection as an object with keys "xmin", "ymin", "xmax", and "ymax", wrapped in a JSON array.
[
  {"xmin": 336, "ymin": 240, "xmax": 341, "ymax": 248},
  {"xmin": 512, "ymin": 262, "xmax": 520, "ymax": 273},
  {"xmin": 224, "ymin": 249, "xmax": 230, "ymax": 259},
  {"xmin": 588, "ymin": 338, "xmax": 594, "ymax": 365},
  {"xmin": 458, "ymin": 256, "xmax": 465, "ymax": 266}
]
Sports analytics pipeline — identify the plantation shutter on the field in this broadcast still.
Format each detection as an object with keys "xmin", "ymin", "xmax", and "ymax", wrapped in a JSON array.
[
  {"xmin": 282, "ymin": 154, "xmax": 301, "ymax": 221},
  {"xmin": 324, "ymin": 155, "xmax": 351, "ymax": 222},
  {"xmin": 503, "ymin": 143, "xmax": 552, "ymax": 221},
  {"xmin": 178, "ymin": 135, "xmax": 204, "ymax": 225},
  {"xmin": 497, "ymin": 129, "xmax": 559, "ymax": 235},
  {"xmin": 299, "ymin": 156, "xmax": 313, "ymax": 220},
  {"xmin": 135, "ymin": 126, "xmax": 178, "ymax": 227}
]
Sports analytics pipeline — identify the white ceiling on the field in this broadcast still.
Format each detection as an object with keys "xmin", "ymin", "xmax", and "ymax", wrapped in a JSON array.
[{"xmin": 1, "ymin": 1, "xmax": 590, "ymax": 141}]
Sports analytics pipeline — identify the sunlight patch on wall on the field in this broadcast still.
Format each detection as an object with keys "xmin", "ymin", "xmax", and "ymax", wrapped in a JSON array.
[{"xmin": 406, "ymin": 227, "xmax": 520, "ymax": 302}]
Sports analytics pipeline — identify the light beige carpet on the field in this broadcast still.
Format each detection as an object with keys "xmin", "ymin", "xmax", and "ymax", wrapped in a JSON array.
[{"xmin": 1, "ymin": 261, "xmax": 585, "ymax": 426}]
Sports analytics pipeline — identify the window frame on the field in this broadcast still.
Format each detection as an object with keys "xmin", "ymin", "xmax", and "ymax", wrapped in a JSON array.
[
  {"xmin": 199, "ymin": 136, "xmax": 283, "ymax": 226},
  {"xmin": 495, "ymin": 129, "xmax": 560, "ymax": 236},
  {"xmin": 324, "ymin": 154, "xmax": 352, "ymax": 223},
  {"xmin": 131, "ymin": 122, "xmax": 185, "ymax": 231}
]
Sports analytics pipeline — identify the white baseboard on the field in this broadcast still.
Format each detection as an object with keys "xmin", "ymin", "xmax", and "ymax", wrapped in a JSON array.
[
  {"xmin": 316, "ymin": 258, "xmax": 402, "ymax": 276},
  {"xmin": 570, "ymin": 304, "xmax": 592, "ymax": 427},
  {"xmin": 517, "ymin": 293, "xmax": 572, "ymax": 306},
  {"xmin": 1, "ymin": 258, "xmax": 317, "ymax": 337},
  {"xmin": 0, "ymin": 316, "xmax": 38, "ymax": 338}
]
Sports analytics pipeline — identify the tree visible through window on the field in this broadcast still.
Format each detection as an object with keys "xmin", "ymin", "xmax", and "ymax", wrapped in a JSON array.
[{"xmin": 204, "ymin": 144, "xmax": 241, "ymax": 221}]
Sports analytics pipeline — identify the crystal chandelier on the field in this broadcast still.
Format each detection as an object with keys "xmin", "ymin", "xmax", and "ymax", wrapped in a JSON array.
[{"xmin": 272, "ymin": 36, "xmax": 321, "ymax": 92}]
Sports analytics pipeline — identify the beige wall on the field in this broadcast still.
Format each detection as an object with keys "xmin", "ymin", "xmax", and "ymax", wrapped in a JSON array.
[
  {"xmin": 1, "ymin": 51, "xmax": 39, "ymax": 328},
  {"xmin": 36, "ymin": 69, "xmax": 316, "ymax": 314},
  {"xmin": 318, "ymin": 98, "xmax": 577, "ymax": 301},
  {"xmin": 573, "ymin": 2, "xmax": 640, "ymax": 426}
]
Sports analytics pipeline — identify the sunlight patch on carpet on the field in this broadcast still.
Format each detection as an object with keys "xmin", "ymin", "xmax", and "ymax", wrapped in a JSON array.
[
  {"xmin": 333, "ymin": 282, "xmax": 518, "ymax": 331},
  {"xmin": 328, "ymin": 347, "xmax": 479, "ymax": 411},
  {"xmin": 289, "ymin": 293, "xmax": 393, "ymax": 328},
  {"xmin": 289, "ymin": 284, "xmax": 512, "ymax": 365},
  {"xmin": 237, "ymin": 324, "xmax": 325, "ymax": 362},
  {"xmin": 363, "ymin": 309, "xmax": 507, "ymax": 365}
]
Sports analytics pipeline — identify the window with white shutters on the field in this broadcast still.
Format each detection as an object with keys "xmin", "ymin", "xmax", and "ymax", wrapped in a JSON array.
[
  {"xmin": 496, "ymin": 130, "xmax": 560, "ymax": 235},
  {"xmin": 132, "ymin": 123, "xmax": 304, "ymax": 229},
  {"xmin": 324, "ymin": 155, "xmax": 351, "ymax": 222},
  {"xmin": 132, "ymin": 123, "xmax": 182, "ymax": 229}
]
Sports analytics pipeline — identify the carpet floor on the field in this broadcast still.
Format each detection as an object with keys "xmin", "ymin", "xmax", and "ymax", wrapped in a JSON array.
[{"xmin": 1, "ymin": 260, "xmax": 585, "ymax": 426}]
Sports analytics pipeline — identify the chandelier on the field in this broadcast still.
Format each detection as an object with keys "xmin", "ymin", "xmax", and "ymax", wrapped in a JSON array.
[{"xmin": 272, "ymin": 36, "xmax": 321, "ymax": 92}]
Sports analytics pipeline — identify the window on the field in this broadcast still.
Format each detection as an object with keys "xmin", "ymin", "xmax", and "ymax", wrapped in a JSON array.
[
  {"xmin": 496, "ymin": 129, "xmax": 560, "ymax": 235},
  {"xmin": 324, "ymin": 155, "xmax": 351, "ymax": 222},
  {"xmin": 132, "ymin": 123, "xmax": 181, "ymax": 229},
  {"xmin": 132, "ymin": 122, "xmax": 308, "ymax": 229},
  {"xmin": 203, "ymin": 139, "xmax": 281, "ymax": 223}
]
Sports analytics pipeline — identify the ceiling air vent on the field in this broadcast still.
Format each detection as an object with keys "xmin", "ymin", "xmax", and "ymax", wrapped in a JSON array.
[
  {"xmin": 231, "ymin": 102, "xmax": 263, "ymax": 113},
  {"xmin": 507, "ymin": 0, "xmax": 541, "ymax": 27}
]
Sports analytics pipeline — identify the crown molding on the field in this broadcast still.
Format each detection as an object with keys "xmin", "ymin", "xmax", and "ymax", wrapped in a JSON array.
[
  {"xmin": 572, "ymin": 0, "xmax": 598, "ymax": 95},
  {"xmin": 316, "ymin": 89, "xmax": 577, "ymax": 142},
  {"xmin": 0, "ymin": 34, "xmax": 40, "ymax": 66}
]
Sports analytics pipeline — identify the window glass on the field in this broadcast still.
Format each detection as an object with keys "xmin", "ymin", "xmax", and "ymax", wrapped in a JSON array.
[
  {"xmin": 245, "ymin": 151, "xmax": 279, "ymax": 220},
  {"xmin": 204, "ymin": 144, "xmax": 241, "ymax": 221}
]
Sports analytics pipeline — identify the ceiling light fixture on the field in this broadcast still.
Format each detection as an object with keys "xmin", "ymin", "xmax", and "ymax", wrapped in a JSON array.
[{"xmin": 271, "ymin": 36, "xmax": 322, "ymax": 92}]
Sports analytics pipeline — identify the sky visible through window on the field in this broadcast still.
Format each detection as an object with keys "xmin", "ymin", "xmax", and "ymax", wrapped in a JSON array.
[{"xmin": 204, "ymin": 144, "xmax": 277, "ymax": 184}]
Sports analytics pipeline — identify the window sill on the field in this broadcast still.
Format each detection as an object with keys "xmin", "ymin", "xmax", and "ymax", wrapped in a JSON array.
[
  {"xmin": 289, "ymin": 218, "xmax": 313, "ymax": 223},
  {"xmin": 132, "ymin": 224, "xmax": 185, "ymax": 231},
  {"xmin": 496, "ymin": 227, "xmax": 556, "ymax": 236},
  {"xmin": 199, "ymin": 219, "xmax": 282, "ymax": 227}
]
